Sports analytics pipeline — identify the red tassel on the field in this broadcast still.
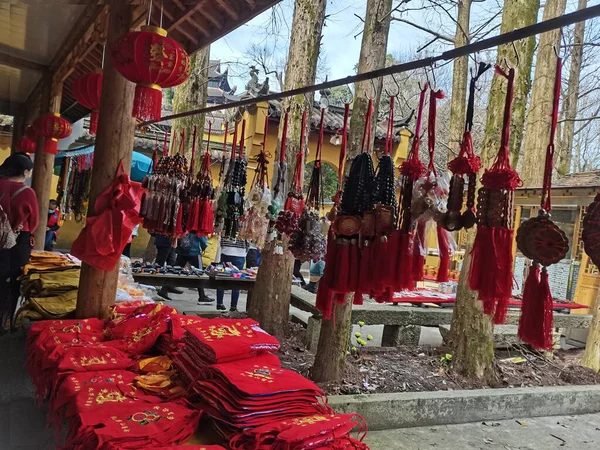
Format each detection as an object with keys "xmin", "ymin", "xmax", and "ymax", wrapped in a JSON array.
[
  {"xmin": 132, "ymin": 85, "xmax": 163, "ymax": 122},
  {"xmin": 186, "ymin": 199, "xmax": 196, "ymax": 232},
  {"xmin": 494, "ymin": 295, "xmax": 509, "ymax": 324},
  {"xmin": 347, "ymin": 240, "xmax": 360, "ymax": 293},
  {"xmin": 43, "ymin": 138, "xmax": 58, "ymax": 155},
  {"xmin": 357, "ymin": 242, "xmax": 373, "ymax": 298},
  {"xmin": 518, "ymin": 264, "xmax": 554, "ymax": 350},
  {"xmin": 198, "ymin": 199, "xmax": 214, "ymax": 236},
  {"xmin": 396, "ymin": 232, "xmax": 414, "ymax": 290},
  {"xmin": 436, "ymin": 224, "xmax": 450, "ymax": 283},
  {"xmin": 412, "ymin": 221, "xmax": 426, "ymax": 284},
  {"xmin": 174, "ymin": 205, "xmax": 184, "ymax": 236},
  {"xmin": 381, "ymin": 231, "xmax": 399, "ymax": 288},
  {"xmin": 332, "ymin": 241, "xmax": 350, "ymax": 293},
  {"xmin": 89, "ymin": 111, "xmax": 99, "ymax": 135}
]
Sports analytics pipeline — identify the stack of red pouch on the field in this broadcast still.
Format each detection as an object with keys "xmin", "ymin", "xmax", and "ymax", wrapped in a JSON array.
[
  {"xmin": 194, "ymin": 359, "xmax": 332, "ymax": 436},
  {"xmin": 173, "ymin": 318, "xmax": 280, "ymax": 385},
  {"xmin": 62, "ymin": 400, "xmax": 200, "ymax": 449},
  {"xmin": 156, "ymin": 315, "xmax": 205, "ymax": 354},
  {"xmin": 229, "ymin": 413, "xmax": 367, "ymax": 450},
  {"xmin": 107, "ymin": 446, "xmax": 226, "ymax": 450}
]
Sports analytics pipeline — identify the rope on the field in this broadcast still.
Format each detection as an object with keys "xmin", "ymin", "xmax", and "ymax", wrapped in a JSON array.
[{"xmin": 427, "ymin": 88, "xmax": 445, "ymax": 176}]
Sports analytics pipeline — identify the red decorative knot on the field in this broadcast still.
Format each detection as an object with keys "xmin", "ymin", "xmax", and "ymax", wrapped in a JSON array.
[
  {"xmin": 516, "ymin": 212, "xmax": 569, "ymax": 266},
  {"xmin": 72, "ymin": 71, "xmax": 103, "ymax": 135},
  {"xmin": 111, "ymin": 25, "xmax": 191, "ymax": 122},
  {"xmin": 399, "ymin": 158, "xmax": 425, "ymax": 180},
  {"xmin": 34, "ymin": 113, "xmax": 72, "ymax": 155}
]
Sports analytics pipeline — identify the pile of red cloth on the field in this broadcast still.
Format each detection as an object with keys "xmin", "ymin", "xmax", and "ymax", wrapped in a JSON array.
[
  {"xmin": 155, "ymin": 314, "xmax": 205, "ymax": 354},
  {"xmin": 172, "ymin": 318, "xmax": 280, "ymax": 385},
  {"xmin": 230, "ymin": 413, "xmax": 368, "ymax": 450}
]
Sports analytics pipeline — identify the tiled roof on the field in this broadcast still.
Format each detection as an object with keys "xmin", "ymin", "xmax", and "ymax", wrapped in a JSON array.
[{"xmin": 552, "ymin": 171, "xmax": 600, "ymax": 189}]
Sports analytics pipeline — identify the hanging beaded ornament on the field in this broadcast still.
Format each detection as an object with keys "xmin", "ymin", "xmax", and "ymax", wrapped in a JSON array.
[
  {"xmin": 443, "ymin": 63, "xmax": 490, "ymax": 232},
  {"xmin": 517, "ymin": 57, "xmax": 568, "ymax": 350},
  {"xmin": 469, "ymin": 65, "xmax": 521, "ymax": 324},
  {"xmin": 221, "ymin": 120, "xmax": 247, "ymax": 239}
]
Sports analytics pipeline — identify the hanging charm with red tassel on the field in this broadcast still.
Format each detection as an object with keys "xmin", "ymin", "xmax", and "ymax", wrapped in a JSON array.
[
  {"xmin": 516, "ymin": 56, "xmax": 569, "ymax": 350},
  {"xmin": 469, "ymin": 65, "xmax": 521, "ymax": 324}
]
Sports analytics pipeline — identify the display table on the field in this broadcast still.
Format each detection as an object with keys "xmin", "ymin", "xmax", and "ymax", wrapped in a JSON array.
[{"xmin": 133, "ymin": 273, "xmax": 257, "ymax": 310}]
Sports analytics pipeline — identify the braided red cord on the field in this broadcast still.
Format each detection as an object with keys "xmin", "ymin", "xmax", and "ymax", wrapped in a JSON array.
[{"xmin": 541, "ymin": 57, "xmax": 562, "ymax": 212}]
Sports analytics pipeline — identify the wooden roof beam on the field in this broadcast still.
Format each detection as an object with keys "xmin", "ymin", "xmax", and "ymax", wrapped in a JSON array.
[
  {"xmin": 0, "ymin": 52, "xmax": 48, "ymax": 72},
  {"xmin": 198, "ymin": 8, "xmax": 223, "ymax": 30},
  {"xmin": 215, "ymin": 0, "xmax": 239, "ymax": 20},
  {"xmin": 174, "ymin": 22, "xmax": 200, "ymax": 44}
]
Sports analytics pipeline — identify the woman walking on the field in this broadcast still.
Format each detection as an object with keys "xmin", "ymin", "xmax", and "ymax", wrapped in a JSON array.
[{"xmin": 0, "ymin": 153, "xmax": 38, "ymax": 332}]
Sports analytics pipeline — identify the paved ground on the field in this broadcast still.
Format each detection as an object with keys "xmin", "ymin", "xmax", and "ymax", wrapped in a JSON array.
[{"xmin": 365, "ymin": 413, "xmax": 600, "ymax": 449}]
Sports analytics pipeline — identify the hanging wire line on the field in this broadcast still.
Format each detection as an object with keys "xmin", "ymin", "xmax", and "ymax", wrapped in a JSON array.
[{"xmin": 137, "ymin": 4, "xmax": 600, "ymax": 128}]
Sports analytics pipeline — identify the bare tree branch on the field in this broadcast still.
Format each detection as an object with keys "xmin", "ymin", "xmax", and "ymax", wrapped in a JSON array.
[{"xmin": 391, "ymin": 17, "xmax": 455, "ymax": 43}]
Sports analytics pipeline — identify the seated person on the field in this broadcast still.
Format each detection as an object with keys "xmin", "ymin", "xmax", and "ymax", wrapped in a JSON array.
[{"xmin": 45, "ymin": 199, "xmax": 62, "ymax": 251}]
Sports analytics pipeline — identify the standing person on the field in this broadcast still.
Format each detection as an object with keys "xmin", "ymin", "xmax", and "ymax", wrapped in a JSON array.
[
  {"xmin": 0, "ymin": 153, "xmax": 38, "ymax": 332},
  {"xmin": 293, "ymin": 259, "xmax": 306, "ymax": 286},
  {"xmin": 216, "ymin": 237, "xmax": 248, "ymax": 312},
  {"xmin": 154, "ymin": 234, "xmax": 182, "ymax": 301},
  {"xmin": 246, "ymin": 242, "xmax": 261, "ymax": 268},
  {"xmin": 304, "ymin": 257, "xmax": 325, "ymax": 294},
  {"xmin": 45, "ymin": 199, "xmax": 61, "ymax": 251},
  {"xmin": 122, "ymin": 224, "xmax": 139, "ymax": 258},
  {"xmin": 177, "ymin": 232, "xmax": 215, "ymax": 304}
]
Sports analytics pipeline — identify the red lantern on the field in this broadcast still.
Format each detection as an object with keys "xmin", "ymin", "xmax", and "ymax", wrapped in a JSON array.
[
  {"xmin": 18, "ymin": 137, "xmax": 36, "ymax": 153},
  {"xmin": 25, "ymin": 125, "xmax": 37, "ymax": 141},
  {"xmin": 72, "ymin": 71, "xmax": 103, "ymax": 135},
  {"xmin": 111, "ymin": 25, "xmax": 190, "ymax": 122},
  {"xmin": 34, "ymin": 113, "xmax": 72, "ymax": 155}
]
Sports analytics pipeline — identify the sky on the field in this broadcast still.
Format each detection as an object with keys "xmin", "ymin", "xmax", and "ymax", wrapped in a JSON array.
[{"xmin": 209, "ymin": 0, "xmax": 597, "ymax": 94}]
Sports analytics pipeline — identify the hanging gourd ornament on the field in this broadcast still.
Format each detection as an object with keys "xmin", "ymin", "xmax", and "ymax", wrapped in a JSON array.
[
  {"xmin": 111, "ymin": 26, "xmax": 191, "ymax": 122},
  {"xmin": 34, "ymin": 113, "xmax": 72, "ymax": 155},
  {"xmin": 72, "ymin": 71, "xmax": 103, "ymax": 135}
]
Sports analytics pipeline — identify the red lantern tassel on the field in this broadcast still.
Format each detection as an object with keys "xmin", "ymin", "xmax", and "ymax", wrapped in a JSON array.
[
  {"xmin": 518, "ymin": 264, "xmax": 554, "ymax": 350},
  {"xmin": 412, "ymin": 221, "xmax": 426, "ymax": 284},
  {"xmin": 43, "ymin": 138, "xmax": 58, "ymax": 155},
  {"xmin": 89, "ymin": 110, "xmax": 99, "ymax": 135},
  {"xmin": 133, "ymin": 84, "xmax": 163, "ymax": 122},
  {"xmin": 436, "ymin": 224, "xmax": 450, "ymax": 283}
]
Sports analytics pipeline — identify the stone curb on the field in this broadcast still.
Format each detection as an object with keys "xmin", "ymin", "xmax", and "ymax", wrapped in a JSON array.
[{"xmin": 329, "ymin": 385, "xmax": 600, "ymax": 431}]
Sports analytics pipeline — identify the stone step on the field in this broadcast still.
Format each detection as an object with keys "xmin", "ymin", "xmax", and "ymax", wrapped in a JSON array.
[{"xmin": 439, "ymin": 324, "xmax": 561, "ymax": 349}]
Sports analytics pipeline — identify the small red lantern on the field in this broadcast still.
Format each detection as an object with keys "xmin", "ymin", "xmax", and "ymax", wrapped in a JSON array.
[
  {"xmin": 111, "ymin": 25, "xmax": 190, "ymax": 122},
  {"xmin": 72, "ymin": 71, "xmax": 103, "ymax": 135},
  {"xmin": 34, "ymin": 113, "xmax": 72, "ymax": 155},
  {"xmin": 18, "ymin": 137, "xmax": 36, "ymax": 153},
  {"xmin": 25, "ymin": 125, "xmax": 37, "ymax": 141}
]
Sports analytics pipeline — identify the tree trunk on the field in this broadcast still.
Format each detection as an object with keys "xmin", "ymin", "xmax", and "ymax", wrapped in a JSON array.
[
  {"xmin": 311, "ymin": 0, "xmax": 392, "ymax": 383},
  {"xmin": 247, "ymin": 0, "xmax": 327, "ymax": 337},
  {"xmin": 76, "ymin": 0, "xmax": 136, "ymax": 320},
  {"xmin": 480, "ymin": 0, "xmax": 539, "ymax": 170},
  {"xmin": 582, "ymin": 288, "xmax": 600, "ymax": 372},
  {"xmin": 449, "ymin": 229, "xmax": 495, "ymax": 379},
  {"xmin": 171, "ymin": 46, "xmax": 210, "ymax": 169},
  {"xmin": 447, "ymin": 0, "xmax": 472, "ymax": 156},
  {"xmin": 521, "ymin": 0, "xmax": 567, "ymax": 187},
  {"xmin": 557, "ymin": 0, "xmax": 587, "ymax": 177}
]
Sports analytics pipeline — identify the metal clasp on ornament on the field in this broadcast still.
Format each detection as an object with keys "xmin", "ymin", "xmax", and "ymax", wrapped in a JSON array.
[{"xmin": 538, "ymin": 209, "xmax": 550, "ymax": 219}]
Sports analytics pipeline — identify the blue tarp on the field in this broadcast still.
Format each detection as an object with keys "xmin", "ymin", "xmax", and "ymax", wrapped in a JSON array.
[{"xmin": 54, "ymin": 147, "xmax": 152, "ymax": 182}]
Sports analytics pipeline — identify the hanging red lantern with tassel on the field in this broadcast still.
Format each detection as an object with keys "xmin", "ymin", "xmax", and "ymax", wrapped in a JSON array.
[
  {"xmin": 72, "ymin": 71, "xmax": 103, "ymax": 135},
  {"xmin": 110, "ymin": 26, "xmax": 191, "ymax": 122},
  {"xmin": 516, "ymin": 57, "xmax": 568, "ymax": 350},
  {"xmin": 469, "ymin": 65, "xmax": 521, "ymax": 324},
  {"xmin": 34, "ymin": 113, "xmax": 72, "ymax": 155}
]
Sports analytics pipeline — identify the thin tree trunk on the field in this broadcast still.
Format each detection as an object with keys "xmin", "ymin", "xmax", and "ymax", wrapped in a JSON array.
[
  {"xmin": 558, "ymin": 0, "xmax": 587, "ymax": 177},
  {"xmin": 447, "ymin": 0, "xmax": 472, "ymax": 156},
  {"xmin": 521, "ymin": 0, "xmax": 567, "ymax": 187},
  {"xmin": 311, "ymin": 0, "xmax": 392, "ymax": 383},
  {"xmin": 582, "ymin": 288, "xmax": 600, "ymax": 373},
  {"xmin": 171, "ymin": 46, "xmax": 210, "ymax": 168},
  {"xmin": 248, "ymin": 0, "xmax": 327, "ymax": 338},
  {"xmin": 449, "ymin": 229, "xmax": 495, "ymax": 379},
  {"xmin": 480, "ymin": 0, "xmax": 539, "ymax": 170}
]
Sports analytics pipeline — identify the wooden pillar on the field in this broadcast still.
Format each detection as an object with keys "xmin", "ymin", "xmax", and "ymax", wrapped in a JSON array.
[
  {"xmin": 30, "ymin": 79, "xmax": 56, "ymax": 250},
  {"xmin": 76, "ymin": 0, "xmax": 136, "ymax": 319}
]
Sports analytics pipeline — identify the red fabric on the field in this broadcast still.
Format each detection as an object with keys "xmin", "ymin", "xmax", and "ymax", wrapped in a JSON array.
[
  {"xmin": 170, "ymin": 314, "xmax": 205, "ymax": 342},
  {"xmin": 106, "ymin": 313, "xmax": 170, "ymax": 354},
  {"xmin": 0, "ymin": 180, "xmax": 39, "ymax": 232},
  {"xmin": 111, "ymin": 26, "xmax": 190, "ymax": 121},
  {"xmin": 518, "ymin": 264, "xmax": 554, "ymax": 350},
  {"xmin": 436, "ymin": 224, "xmax": 450, "ymax": 283},
  {"xmin": 71, "ymin": 163, "xmax": 143, "ymax": 271}
]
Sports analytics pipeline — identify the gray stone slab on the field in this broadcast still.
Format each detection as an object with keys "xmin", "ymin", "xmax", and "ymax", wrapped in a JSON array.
[
  {"xmin": 9, "ymin": 399, "xmax": 53, "ymax": 447},
  {"xmin": 329, "ymin": 385, "xmax": 600, "ymax": 431}
]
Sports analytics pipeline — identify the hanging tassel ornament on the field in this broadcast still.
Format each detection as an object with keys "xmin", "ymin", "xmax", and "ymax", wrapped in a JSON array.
[
  {"xmin": 443, "ymin": 62, "xmax": 491, "ymax": 232},
  {"xmin": 469, "ymin": 66, "xmax": 521, "ymax": 323},
  {"xmin": 516, "ymin": 57, "xmax": 568, "ymax": 350}
]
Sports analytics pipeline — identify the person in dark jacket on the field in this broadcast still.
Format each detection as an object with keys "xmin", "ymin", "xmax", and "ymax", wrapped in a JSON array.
[
  {"xmin": 45, "ymin": 199, "xmax": 61, "ymax": 251},
  {"xmin": 155, "ymin": 234, "xmax": 182, "ymax": 301},
  {"xmin": 177, "ymin": 233, "xmax": 214, "ymax": 304}
]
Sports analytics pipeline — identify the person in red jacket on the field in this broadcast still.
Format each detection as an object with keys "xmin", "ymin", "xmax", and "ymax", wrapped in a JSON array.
[{"xmin": 0, "ymin": 152, "xmax": 39, "ymax": 333}]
